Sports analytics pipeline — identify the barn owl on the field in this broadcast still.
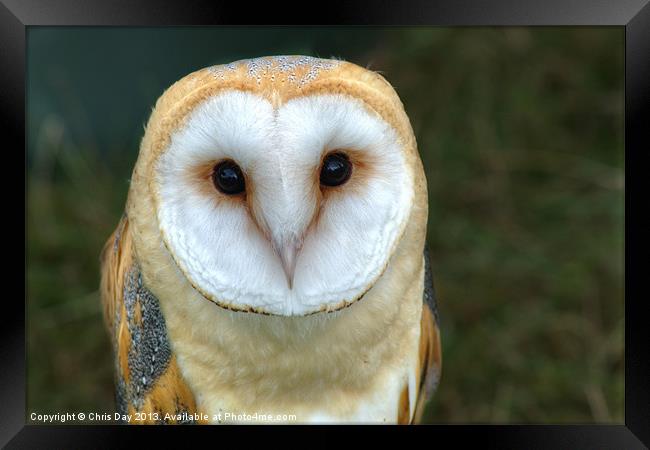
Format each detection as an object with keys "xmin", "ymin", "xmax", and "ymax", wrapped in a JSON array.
[{"xmin": 100, "ymin": 55, "xmax": 441, "ymax": 424}]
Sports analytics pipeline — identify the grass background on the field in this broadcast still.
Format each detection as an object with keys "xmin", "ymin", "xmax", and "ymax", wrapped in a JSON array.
[{"xmin": 27, "ymin": 27, "xmax": 624, "ymax": 423}]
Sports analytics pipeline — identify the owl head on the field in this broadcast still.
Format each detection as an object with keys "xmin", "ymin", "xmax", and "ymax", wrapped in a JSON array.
[{"xmin": 126, "ymin": 56, "xmax": 426, "ymax": 317}]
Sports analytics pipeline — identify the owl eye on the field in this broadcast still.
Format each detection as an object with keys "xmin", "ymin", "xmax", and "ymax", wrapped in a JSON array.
[
  {"xmin": 320, "ymin": 152, "xmax": 352, "ymax": 187},
  {"xmin": 212, "ymin": 160, "xmax": 245, "ymax": 195}
]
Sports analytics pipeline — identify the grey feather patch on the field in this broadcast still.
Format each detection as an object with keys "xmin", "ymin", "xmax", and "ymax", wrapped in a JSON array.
[
  {"xmin": 423, "ymin": 247, "xmax": 440, "ymax": 325},
  {"xmin": 122, "ymin": 264, "xmax": 172, "ymax": 410}
]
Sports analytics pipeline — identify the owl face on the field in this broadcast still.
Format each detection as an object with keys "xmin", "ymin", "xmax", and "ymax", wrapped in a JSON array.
[{"xmin": 145, "ymin": 56, "xmax": 417, "ymax": 316}]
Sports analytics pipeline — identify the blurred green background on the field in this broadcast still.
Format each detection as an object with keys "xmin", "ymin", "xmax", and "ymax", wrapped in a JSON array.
[{"xmin": 26, "ymin": 27, "xmax": 624, "ymax": 423}]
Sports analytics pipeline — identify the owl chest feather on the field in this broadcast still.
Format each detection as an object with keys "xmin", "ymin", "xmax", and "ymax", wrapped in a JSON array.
[
  {"xmin": 170, "ymin": 310, "xmax": 422, "ymax": 423},
  {"xmin": 152, "ymin": 257, "xmax": 425, "ymax": 424}
]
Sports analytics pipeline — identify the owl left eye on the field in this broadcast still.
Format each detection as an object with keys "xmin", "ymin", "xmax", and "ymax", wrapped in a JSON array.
[{"xmin": 212, "ymin": 160, "xmax": 245, "ymax": 195}]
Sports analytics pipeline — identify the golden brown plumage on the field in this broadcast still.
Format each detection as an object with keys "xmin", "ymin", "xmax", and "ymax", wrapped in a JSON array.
[{"xmin": 413, "ymin": 303, "xmax": 442, "ymax": 423}]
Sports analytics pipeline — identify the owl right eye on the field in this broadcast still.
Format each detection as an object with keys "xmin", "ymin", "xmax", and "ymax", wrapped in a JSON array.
[
  {"xmin": 212, "ymin": 160, "xmax": 246, "ymax": 195},
  {"xmin": 320, "ymin": 152, "xmax": 352, "ymax": 187}
]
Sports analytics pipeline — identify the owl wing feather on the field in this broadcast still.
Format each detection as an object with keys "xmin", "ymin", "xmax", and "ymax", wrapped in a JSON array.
[
  {"xmin": 100, "ymin": 214, "xmax": 205, "ymax": 424},
  {"xmin": 411, "ymin": 248, "xmax": 442, "ymax": 424}
]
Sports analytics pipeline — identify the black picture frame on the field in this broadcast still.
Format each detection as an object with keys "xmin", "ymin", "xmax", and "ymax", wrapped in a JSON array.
[{"xmin": 7, "ymin": 0, "xmax": 649, "ymax": 447}]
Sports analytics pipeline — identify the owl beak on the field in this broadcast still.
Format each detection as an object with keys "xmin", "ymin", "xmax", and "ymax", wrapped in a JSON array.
[{"xmin": 273, "ymin": 235, "xmax": 302, "ymax": 289}]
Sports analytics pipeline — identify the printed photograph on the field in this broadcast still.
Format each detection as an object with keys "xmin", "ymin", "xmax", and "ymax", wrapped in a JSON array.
[{"xmin": 26, "ymin": 27, "xmax": 624, "ymax": 424}]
